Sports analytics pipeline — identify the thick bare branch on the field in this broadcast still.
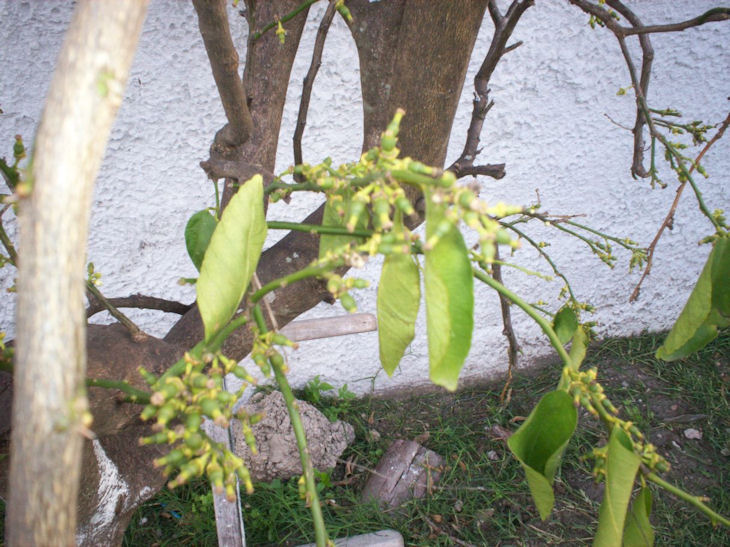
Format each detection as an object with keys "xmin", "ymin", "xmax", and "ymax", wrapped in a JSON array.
[
  {"xmin": 293, "ymin": 0, "xmax": 339, "ymax": 181},
  {"xmin": 86, "ymin": 293, "xmax": 192, "ymax": 318},
  {"xmin": 448, "ymin": 0, "xmax": 533, "ymax": 179},
  {"xmin": 192, "ymin": 0, "xmax": 253, "ymax": 147}
]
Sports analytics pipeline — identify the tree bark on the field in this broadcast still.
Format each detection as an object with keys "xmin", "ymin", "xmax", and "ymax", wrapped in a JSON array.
[{"xmin": 6, "ymin": 2, "xmax": 148, "ymax": 544}]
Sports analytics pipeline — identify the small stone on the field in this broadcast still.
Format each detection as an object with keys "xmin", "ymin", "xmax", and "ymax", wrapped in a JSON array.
[
  {"xmin": 453, "ymin": 499, "xmax": 464, "ymax": 512},
  {"xmin": 487, "ymin": 450, "xmax": 499, "ymax": 461},
  {"xmin": 683, "ymin": 428, "xmax": 702, "ymax": 440}
]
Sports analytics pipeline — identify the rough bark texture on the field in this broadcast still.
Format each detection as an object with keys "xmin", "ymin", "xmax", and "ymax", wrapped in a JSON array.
[
  {"xmin": 6, "ymin": 2, "xmax": 148, "ymax": 545},
  {"xmin": 1, "ymin": 1, "xmax": 489, "ymax": 542}
]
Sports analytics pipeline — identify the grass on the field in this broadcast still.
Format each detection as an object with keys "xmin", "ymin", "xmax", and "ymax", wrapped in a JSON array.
[{"xmin": 118, "ymin": 331, "xmax": 730, "ymax": 544}]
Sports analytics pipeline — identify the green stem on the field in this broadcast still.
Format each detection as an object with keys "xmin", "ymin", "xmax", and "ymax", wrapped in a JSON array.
[
  {"xmin": 472, "ymin": 267, "xmax": 573, "ymax": 372},
  {"xmin": 389, "ymin": 168, "xmax": 439, "ymax": 187},
  {"xmin": 646, "ymin": 472, "xmax": 730, "ymax": 527},
  {"xmin": 252, "ymin": 305, "xmax": 329, "ymax": 547},
  {"xmin": 86, "ymin": 378, "xmax": 151, "ymax": 404},
  {"xmin": 657, "ymin": 134, "xmax": 722, "ymax": 230},
  {"xmin": 251, "ymin": 262, "xmax": 340, "ymax": 304},
  {"xmin": 0, "ymin": 218, "xmax": 17, "ymax": 265},
  {"xmin": 213, "ymin": 179, "xmax": 221, "ymax": 220},
  {"xmin": 562, "ymin": 219, "xmax": 639, "ymax": 251},
  {"xmin": 500, "ymin": 223, "xmax": 578, "ymax": 302},
  {"xmin": 267, "ymin": 220, "xmax": 373, "ymax": 238},
  {"xmin": 252, "ymin": 0, "xmax": 319, "ymax": 41},
  {"xmin": 265, "ymin": 179, "xmax": 318, "ymax": 196},
  {"xmin": 156, "ymin": 315, "xmax": 248, "ymax": 386}
]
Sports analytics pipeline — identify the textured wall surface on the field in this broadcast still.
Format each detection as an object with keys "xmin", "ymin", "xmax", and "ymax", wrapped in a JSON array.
[{"xmin": 1, "ymin": 1, "xmax": 728, "ymax": 395}]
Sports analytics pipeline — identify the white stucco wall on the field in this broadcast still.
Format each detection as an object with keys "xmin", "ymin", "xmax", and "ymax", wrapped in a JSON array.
[{"xmin": 1, "ymin": 1, "xmax": 728, "ymax": 395}]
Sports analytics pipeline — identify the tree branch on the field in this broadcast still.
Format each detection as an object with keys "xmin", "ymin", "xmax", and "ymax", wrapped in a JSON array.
[
  {"xmin": 618, "ymin": 7, "xmax": 729, "ymax": 36},
  {"xmin": 448, "ymin": 0, "xmax": 533, "ymax": 179},
  {"xmin": 293, "ymin": 0, "xmax": 338, "ymax": 181},
  {"xmin": 192, "ymin": 0, "xmax": 253, "ymax": 147},
  {"xmin": 630, "ymin": 111, "xmax": 730, "ymax": 302},
  {"xmin": 86, "ymin": 293, "xmax": 192, "ymax": 318},
  {"xmin": 606, "ymin": 0, "xmax": 654, "ymax": 178},
  {"xmin": 86, "ymin": 282, "xmax": 146, "ymax": 341},
  {"xmin": 491, "ymin": 246, "xmax": 520, "ymax": 402}
]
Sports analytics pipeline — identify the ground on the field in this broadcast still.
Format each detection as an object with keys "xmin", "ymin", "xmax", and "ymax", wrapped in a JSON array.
[
  {"xmin": 1, "ymin": 332, "xmax": 723, "ymax": 544},
  {"xmin": 113, "ymin": 331, "xmax": 729, "ymax": 546}
]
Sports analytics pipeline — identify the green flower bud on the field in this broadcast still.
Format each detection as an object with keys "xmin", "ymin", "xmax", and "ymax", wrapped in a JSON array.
[
  {"xmin": 186, "ymin": 412, "xmax": 202, "ymax": 432},
  {"xmin": 395, "ymin": 196, "xmax": 415, "ymax": 215},
  {"xmin": 200, "ymin": 397, "xmax": 222, "ymax": 420},
  {"xmin": 184, "ymin": 431, "xmax": 204, "ymax": 451},
  {"xmin": 339, "ymin": 292, "xmax": 357, "ymax": 312},
  {"xmin": 269, "ymin": 351, "xmax": 286, "ymax": 370},
  {"xmin": 156, "ymin": 403, "xmax": 177, "ymax": 426}
]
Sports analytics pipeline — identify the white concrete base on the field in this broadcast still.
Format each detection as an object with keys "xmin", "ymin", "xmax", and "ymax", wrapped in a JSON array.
[{"xmin": 298, "ymin": 529, "xmax": 404, "ymax": 547}]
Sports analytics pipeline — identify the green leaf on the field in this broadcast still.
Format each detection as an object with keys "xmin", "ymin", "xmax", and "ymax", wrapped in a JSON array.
[
  {"xmin": 185, "ymin": 210, "xmax": 218, "ymax": 271},
  {"xmin": 377, "ymin": 249, "xmax": 420, "ymax": 376},
  {"xmin": 318, "ymin": 195, "xmax": 367, "ymax": 259},
  {"xmin": 569, "ymin": 325, "xmax": 589, "ymax": 369},
  {"xmin": 507, "ymin": 390, "xmax": 577, "ymax": 520},
  {"xmin": 656, "ymin": 237, "xmax": 730, "ymax": 361},
  {"xmin": 197, "ymin": 175, "xmax": 267, "ymax": 342},
  {"xmin": 710, "ymin": 236, "xmax": 730, "ymax": 316},
  {"xmin": 594, "ymin": 427, "xmax": 642, "ymax": 547},
  {"xmin": 553, "ymin": 306, "xmax": 578, "ymax": 345},
  {"xmin": 623, "ymin": 487, "xmax": 654, "ymax": 547},
  {"xmin": 424, "ymin": 190, "xmax": 473, "ymax": 391}
]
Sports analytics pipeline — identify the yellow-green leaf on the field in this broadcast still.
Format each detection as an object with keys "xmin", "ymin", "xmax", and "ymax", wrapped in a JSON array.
[
  {"xmin": 553, "ymin": 306, "xmax": 578, "ymax": 345},
  {"xmin": 197, "ymin": 175, "xmax": 267, "ymax": 342},
  {"xmin": 657, "ymin": 236, "xmax": 730, "ymax": 361},
  {"xmin": 569, "ymin": 325, "xmax": 589, "ymax": 369},
  {"xmin": 594, "ymin": 427, "xmax": 642, "ymax": 547},
  {"xmin": 623, "ymin": 487, "xmax": 654, "ymax": 547},
  {"xmin": 424, "ymin": 190, "xmax": 473, "ymax": 391},
  {"xmin": 507, "ymin": 390, "xmax": 577, "ymax": 520},
  {"xmin": 377, "ymin": 249, "xmax": 420, "ymax": 375}
]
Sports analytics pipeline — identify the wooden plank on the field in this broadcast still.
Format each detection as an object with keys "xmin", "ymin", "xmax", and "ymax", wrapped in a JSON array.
[
  {"xmin": 205, "ymin": 376, "xmax": 246, "ymax": 547},
  {"xmin": 280, "ymin": 313, "xmax": 377, "ymax": 342}
]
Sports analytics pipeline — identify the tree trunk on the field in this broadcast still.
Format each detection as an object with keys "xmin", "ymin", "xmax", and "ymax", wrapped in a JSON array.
[
  {"xmin": 2, "ymin": 1, "xmax": 490, "ymax": 542},
  {"xmin": 6, "ymin": 2, "xmax": 148, "ymax": 544}
]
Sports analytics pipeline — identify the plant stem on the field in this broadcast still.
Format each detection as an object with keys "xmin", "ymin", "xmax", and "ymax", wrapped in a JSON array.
[
  {"xmin": 252, "ymin": 305, "xmax": 329, "ymax": 547},
  {"xmin": 155, "ymin": 314, "xmax": 248, "ymax": 385},
  {"xmin": 85, "ymin": 378, "xmax": 151, "ymax": 404},
  {"xmin": 86, "ymin": 281, "xmax": 145, "ymax": 340},
  {"xmin": 472, "ymin": 267, "xmax": 573, "ymax": 369},
  {"xmin": 252, "ymin": 0, "xmax": 319, "ymax": 41},
  {"xmin": 251, "ymin": 262, "xmax": 340, "ymax": 304},
  {"xmin": 646, "ymin": 472, "xmax": 730, "ymax": 527},
  {"xmin": 0, "ymin": 218, "xmax": 17, "ymax": 265},
  {"xmin": 267, "ymin": 220, "xmax": 372, "ymax": 238},
  {"xmin": 213, "ymin": 179, "xmax": 221, "ymax": 220},
  {"xmin": 265, "ymin": 179, "xmax": 318, "ymax": 196}
]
